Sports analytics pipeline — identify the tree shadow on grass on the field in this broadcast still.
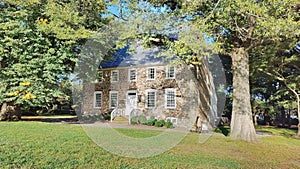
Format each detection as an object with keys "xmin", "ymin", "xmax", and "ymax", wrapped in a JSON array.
[
  {"xmin": 215, "ymin": 126, "xmax": 230, "ymax": 136},
  {"xmin": 21, "ymin": 116, "xmax": 79, "ymax": 123}
]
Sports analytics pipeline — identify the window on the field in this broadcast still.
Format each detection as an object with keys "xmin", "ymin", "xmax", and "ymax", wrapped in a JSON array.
[
  {"xmin": 97, "ymin": 71, "xmax": 103, "ymax": 83},
  {"xmin": 146, "ymin": 90, "xmax": 156, "ymax": 108},
  {"xmin": 129, "ymin": 69, "xmax": 137, "ymax": 81},
  {"xmin": 166, "ymin": 66, "xmax": 175, "ymax": 79},
  {"xmin": 109, "ymin": 91, "xmax": 118, "ymax": 108},
  {"xmin": 166, "ymin": 117, "xmax": 178, "ymax": 125},
  {"xmin": 165, "ymin": 89, "xmax": 176, "ymax": 108},
  {"xmin": 94, "ymin": 92, "xmax": 102, "ymax": 108},
  {"xmin": 111, "ymin": 70, "xmax": 119, "ymax": 82},
  {"xmin": 147, "ymin": 67, "xmax": 156, "ymax": 80}
]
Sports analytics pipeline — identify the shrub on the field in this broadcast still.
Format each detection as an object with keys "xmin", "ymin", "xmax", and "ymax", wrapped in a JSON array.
[
  {"xmin": 138, "ymin": 115, "xmax": 147, "ymax": 124},
  {"xmin": 104, "ymin": 114, "xmax": 111, "ymax": 121},
  {"xmin": 147, "ymin": 116, "xmax": 156, "ymax": 126},
  {"xmin": 165, "ymin": 121, "xmax": 173, "ymax": 128},
  {"xmin": 154, "ymin": 120, "xmax": 165, "ymax": 127},
  {"xmin": 130, "ymin": 116, "xmax": 138, "ymax": 125}
]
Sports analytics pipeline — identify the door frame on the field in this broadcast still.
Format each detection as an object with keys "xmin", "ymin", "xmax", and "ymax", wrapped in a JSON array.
[{"xmin": 126, "ymin": 90, "xmax": 137, "ymax": 115}]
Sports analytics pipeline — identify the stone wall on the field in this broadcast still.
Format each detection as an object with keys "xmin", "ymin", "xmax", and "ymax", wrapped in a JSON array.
[
  {"xmin": 82, "ymin": 64, "xmax": 198, "ymax": 127},
  {"xmin": 82, "ymin": 57, "xmax": 217, "ymax": 130}
]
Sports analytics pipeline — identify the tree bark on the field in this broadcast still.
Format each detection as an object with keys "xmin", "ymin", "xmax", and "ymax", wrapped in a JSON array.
[
  {"xmin": 230, "ymin": 48, "xmax": 257, "ymax": 142},
  {"xmin": 0, "ymin": 102, "xmax": 21, "ymax": 121}
]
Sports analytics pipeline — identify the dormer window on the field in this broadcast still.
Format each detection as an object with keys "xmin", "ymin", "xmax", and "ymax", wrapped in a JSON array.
[
  {"xmin": 166, "ymin": 66, "xmax": 175, "ymax": 79},
  {"xmin": 97, "ymin": 71, "xmax": 103, "ymax": 83},
  {"xmin": 147, "ymin": 67, "xmax": 156, "ymax": 80},
  {"xmin": 129, "ymin": 69, "xmax": 137, "ymax": 82},
  {"xmin": 111, "ymin": 70, "xmax": 119, "ymax": 82}
]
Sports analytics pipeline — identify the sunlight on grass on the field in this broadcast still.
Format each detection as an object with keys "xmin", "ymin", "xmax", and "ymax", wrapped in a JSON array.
[
  {"xmin": 255, "ymin": 126, "xmax": 297, "ymax": 137},
  {"xmin": 114, "ymin": 128, "xmax": 163, "ymax": 138},
  {"xmin": 0, "ymin": 122, "xmax": 300, "ymax": 168}
]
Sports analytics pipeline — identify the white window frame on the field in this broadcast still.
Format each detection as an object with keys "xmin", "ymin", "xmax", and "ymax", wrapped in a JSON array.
[
  {"xmin": 109, "ymin": 91, "xmax": 118, "ymax": 108},
  {"xmin": 145, "ymin": 89, "xmax": 156, "ymax": 108},
  {"xmin": 147, "ymin": 67, "xmax": 156, "ymax": 80},
  {"xmin": 165, "ymin": 88, "xmax": 176, "ymax": 109},
  {"xmin": 166, "ymin": 66, "xmax": 176, "ymax": 79},
  {"xmin": 94, "ymin": 91, "xmax": 102, "ymax": 109},
  {"xmin": 128, "ymin": 69, "xmax": 137, "ymax": 82},
  {"xmin": 166, "ymin": 117, "xmax": 178, "ymax": 125},
  {"xmin": 97, "ymin": 71, "xmax": 103, "ymax": 83},
  {"xmin": 111, "ymin": 70, "xmax": 119, "ymax": 82}
]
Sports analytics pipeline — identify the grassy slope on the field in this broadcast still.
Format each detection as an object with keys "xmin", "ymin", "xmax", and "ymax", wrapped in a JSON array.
[{"xmin": 0, "ymin": 122, "xmax": 300, "ymax": 169}]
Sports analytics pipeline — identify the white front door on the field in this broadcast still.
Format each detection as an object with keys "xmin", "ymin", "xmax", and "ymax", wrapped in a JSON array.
[{"xmin": 126, "ymin": 91, "xmax": 137, "ymax": 116}]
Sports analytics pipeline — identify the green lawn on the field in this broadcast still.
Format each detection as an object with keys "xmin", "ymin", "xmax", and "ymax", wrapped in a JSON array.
[{"xmin": 0, "ymin": 122, "xmax": 300, "ymax": 169}]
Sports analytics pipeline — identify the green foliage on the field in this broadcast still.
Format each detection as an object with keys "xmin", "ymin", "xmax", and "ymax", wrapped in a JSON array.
[
  {"xmin": 103, "ymin": 113, "xmax": 111, "ymax": 121},
  {"xmin": 165, "ymin": 121, "xmax": 173, "ymax": 128},
  {"xmin": 130, "ymin": 116, "xmax": 138, "ymax": 125},
  {"xmin": 146, "ymin": 116, "xmax": 156, "ymax": 126},
  {"xmin": 0, "ymin": 3, "xmax": 75, "ymax": 108},
  {"xmin": 138, "ymin": 115, "xmax": 147, "ymax": 124},
  {"xmin": 81, "ymin": 114, "xmax": 104, "ymax": 121},
  {"xmin": 0, "ymin": 1, "xmax": 108, "ymax": 114},
  {"xmin": 35, "ymin": 0, "xmax": 108, "ymax": 43},
  {"xmin": 154, "ymin": 120, "xmax": 165, "ymax": 127}
]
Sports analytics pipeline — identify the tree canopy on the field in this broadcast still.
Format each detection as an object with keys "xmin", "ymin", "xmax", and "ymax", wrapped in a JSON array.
[
  {"xmin": 0, "ymin": 0, "xmax": 107, "ymax": 120},
  {"xmin": 136, "ymin": 0, "xmax": 300, "ymax": 141}
]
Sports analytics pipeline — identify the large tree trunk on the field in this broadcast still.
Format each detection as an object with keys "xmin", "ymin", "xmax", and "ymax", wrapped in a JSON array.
[
  {"xmin": 0, "ymin": 102, "xmax": 21, "ymax": 121},
  {"xmin": 230, "ymin": 48, "xmax": 257, "ymax": 142}
]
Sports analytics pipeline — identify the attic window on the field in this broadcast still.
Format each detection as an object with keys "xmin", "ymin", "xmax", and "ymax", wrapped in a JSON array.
[
  {"xmin": 129, "ymin": 69, "xmax": 137, "ymax": 82},
  {"xmin": 111, "ymin": 70, "xmax": 119, "ymax": 82},
  {"xmin": 147, "ymin": 67, "xmax": 156, "ymax": 80},
  {"xmin": 166, "ymin": 66, "xmax": 175, "ymax": 79},
  {"xmin": 97, "ymin": 71, "xmax": 103, "ymax": 83}
]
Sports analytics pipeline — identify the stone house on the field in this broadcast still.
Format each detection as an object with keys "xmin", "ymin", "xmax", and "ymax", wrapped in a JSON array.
[{"xmin": 82, "ymin": 44, "xmax": 217, "ymax": 128}]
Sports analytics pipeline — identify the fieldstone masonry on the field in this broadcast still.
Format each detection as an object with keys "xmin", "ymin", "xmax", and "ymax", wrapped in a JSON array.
[{"xmin": 82, "ymin": 64, "xmax": 200, "ymax": 128}]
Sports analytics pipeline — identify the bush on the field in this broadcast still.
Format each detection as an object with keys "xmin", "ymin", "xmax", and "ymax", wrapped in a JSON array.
[
  {"xmin": 81, "ymin": 115, "xmax": 104, "ymax": 121},
  {"xmin": 104, "ymin": 113, "xmax": 111, "ymax": 121},
  {"xmin": 154, "ymin": 120, "xmax": 165, "ymax": 127},
  {"xmin": 138, "ymin": 115, "xmax": 147, "ymax": 124},
  {"xmin": 130, "ymin": 116, "xmax": 138, "ymax": 124},
  {"xmin": 146, "ymin": 116, "xmax": 156, "ymax": 126},
  {"xmin": 165, "ymin": 121, "xmax": 173, "ymax": 128}
]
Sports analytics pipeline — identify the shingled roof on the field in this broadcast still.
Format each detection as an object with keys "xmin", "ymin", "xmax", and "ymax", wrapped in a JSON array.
[{"xmin": 100, "ymin": 42, "xmax": 169, "ymax": 68}]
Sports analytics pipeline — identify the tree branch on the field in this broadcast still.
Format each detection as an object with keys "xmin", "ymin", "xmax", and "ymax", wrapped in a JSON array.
[{"xmin": 107, "ymin": 11, "xmax": 128, "ymax": 21}]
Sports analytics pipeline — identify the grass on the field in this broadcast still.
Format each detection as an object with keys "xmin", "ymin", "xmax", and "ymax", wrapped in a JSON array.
[
  {"xmin": 0, "ymin": 122, "xmax": 300, "ymax": 168},
  {"xmin": 21, "ymin": 115, "xmax": 77, "ymax": 119},
  {"xmin": 255, "ymin": 125, "xmax": 298, "ymax": 137},
  {"xmin": 116, "ymin": 128, "xmax": 163, "ymax": 138}
]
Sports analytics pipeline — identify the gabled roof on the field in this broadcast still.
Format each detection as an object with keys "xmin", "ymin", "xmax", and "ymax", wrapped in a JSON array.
[{"xmin": 100, "ymin": 42, "xmax": 170, "ymax": 69}]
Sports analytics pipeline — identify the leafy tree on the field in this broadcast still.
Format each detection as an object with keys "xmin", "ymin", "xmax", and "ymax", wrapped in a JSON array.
[
  {"xmin": 140, "ymin": 0, "xmax": 300, "ymax": 141},
  {"xmin": 0, "ymin": 0, "xmax": 107, "ymax": 120},
  {"xmin": 254, "ymin": 42, "xmax": 300, "ymax": 135},
  {"xmin": 88, "ymin": 1, "xmax": 226, "ymax": 130}
]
